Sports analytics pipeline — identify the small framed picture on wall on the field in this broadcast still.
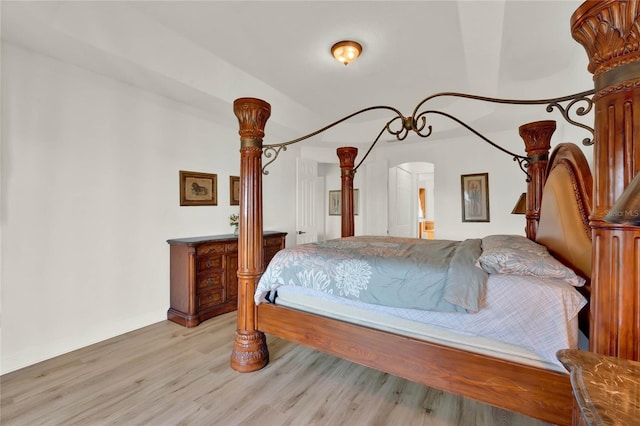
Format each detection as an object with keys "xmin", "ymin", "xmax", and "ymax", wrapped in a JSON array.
[
  {"xmin": 229, "ymin": 176, "xmax": 240, "ymax": 205},
  {"xmin": 461, "ymin": 173, "xmax": 489, "ymax": 222},
  {"xmin": 328, "ymin": 189, "xmax": 359, "ymax": 216},
  {"xmin": 179, "ymin": 171, "xmax": 217, "ymax": 206},
  {"xmin": 328, "ymin": 190, "xmax": 341, "ymax": 215}
]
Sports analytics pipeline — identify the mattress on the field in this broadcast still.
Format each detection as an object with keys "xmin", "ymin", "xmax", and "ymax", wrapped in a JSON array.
[{"xmin": 265, "ymin": 273, "xmax": 587, "ymax": 372}]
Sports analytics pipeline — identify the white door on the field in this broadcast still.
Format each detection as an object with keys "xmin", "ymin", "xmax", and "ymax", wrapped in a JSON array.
[
  {"xmin": 388, "ymin": 166, "xmax": 413, "ymax": 237},
  {"xmin": 296, "ymin": 158, "xmax": 319, "ymax": 244}
]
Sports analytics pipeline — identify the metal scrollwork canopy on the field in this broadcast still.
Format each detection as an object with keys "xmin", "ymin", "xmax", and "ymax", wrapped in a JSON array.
[{"xmin": 261, "ymin": 89, "xmax": 595, "ymax": 178}]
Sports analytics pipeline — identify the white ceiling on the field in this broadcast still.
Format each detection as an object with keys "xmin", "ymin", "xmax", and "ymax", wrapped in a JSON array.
[{"xmin": 1, "ymin": 0, "xmax": 593, "ymax": 145}]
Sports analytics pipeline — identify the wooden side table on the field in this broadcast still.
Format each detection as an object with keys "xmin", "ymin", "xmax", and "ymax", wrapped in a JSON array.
[{"xmin": 557, "ymin": 349, "xmax": 640, "ymax": 426}]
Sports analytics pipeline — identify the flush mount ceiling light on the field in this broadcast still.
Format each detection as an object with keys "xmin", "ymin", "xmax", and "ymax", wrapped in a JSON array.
[{"xmin": 331, "ymin": 40, "xmax": 362, "ymax": 66}]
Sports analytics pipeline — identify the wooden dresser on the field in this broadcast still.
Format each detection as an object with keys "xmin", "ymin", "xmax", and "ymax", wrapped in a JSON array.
[{"xmin": 167, "ymin": 231, "xmax": 286, "ymax": 327}]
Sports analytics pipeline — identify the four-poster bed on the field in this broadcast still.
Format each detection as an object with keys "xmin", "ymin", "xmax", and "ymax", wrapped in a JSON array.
[{"xmin": 230, "ymin": 1, "xmax": 640, "ymax": 425}]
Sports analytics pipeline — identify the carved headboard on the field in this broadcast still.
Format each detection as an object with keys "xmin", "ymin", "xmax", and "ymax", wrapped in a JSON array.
[{"xmin": 535, "ymin": 143, "xmax": 592, "ymax": 281}]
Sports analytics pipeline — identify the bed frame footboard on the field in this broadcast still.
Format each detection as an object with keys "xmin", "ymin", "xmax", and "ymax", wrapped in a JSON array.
[{"xmin": 257, "ymin": 303, "xmax": 573, "ymax": 426}]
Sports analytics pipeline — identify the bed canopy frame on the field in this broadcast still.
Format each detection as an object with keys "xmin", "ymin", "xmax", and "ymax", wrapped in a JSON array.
[{"xmin": 229, "ymin": 1, "xmax": 640, "ymax": 424}]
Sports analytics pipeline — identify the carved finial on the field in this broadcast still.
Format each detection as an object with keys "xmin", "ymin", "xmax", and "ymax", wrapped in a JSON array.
[
  {"xmin": 337, "ymin": 147, "xmax": 358, "ymax": 171},
  {"xmin": 233, "ymin": 98, "xmax": 271, "ymax": 141},
  {"xmin": 519, "ymin": 120, "xmax": 556, "ymax": 157},
  {"xmin": 572, "ymin": 0, "xmax": 640, "ymax": 75}
]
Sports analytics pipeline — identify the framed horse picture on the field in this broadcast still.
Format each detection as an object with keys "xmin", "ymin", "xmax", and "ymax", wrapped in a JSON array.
[{"xmin": 179, "ymin": 170, "xmax": 217, "ymax": 206}]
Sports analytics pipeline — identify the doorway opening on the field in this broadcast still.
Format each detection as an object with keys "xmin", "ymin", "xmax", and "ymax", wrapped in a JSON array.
[{"xmin": 388, "ymin": 162, "xmax": 435, "ymax": 238}]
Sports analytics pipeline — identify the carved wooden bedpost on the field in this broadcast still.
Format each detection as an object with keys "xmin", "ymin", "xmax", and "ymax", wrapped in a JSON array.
[
  {"xmin": 231, "ymin": 98, "xmax": 270, "ymax": 371},
  {"xmin": 519, "ymin": 121, "xmax": 556, "ymax": 240},
  {"xmin": 337, "ymin": 147, "xmax": 358, "ymax": 237},
  {"xmin": 572, "ymin": 0, "xmax": 640, "ymax": 360}
]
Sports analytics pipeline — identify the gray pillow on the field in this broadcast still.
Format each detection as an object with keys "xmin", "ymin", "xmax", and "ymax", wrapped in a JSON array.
[{"xmin": 477, "ymin": 235, "xmax": 585, "ymax": 287}]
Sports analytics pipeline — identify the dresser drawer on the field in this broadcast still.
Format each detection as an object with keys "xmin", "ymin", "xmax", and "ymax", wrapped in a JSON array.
[
  {"xmin": 197, "ymin": 255, "xmax": 223, "ymax": 273},
  {"xmin": 196, "ymin": 243, "xmax": 225, "ymax": 256},
  {"xmin": 227, "ymin": 253, "xmax": 238, "ymax": 298},
  {"xmin": 197, "ymin": 273, "xmax": 223, "ymax": 289},
  {"xmin": 198, "ymin": 287, "xmax": 225, "ymax": 308},
  {"xmin": 264, "ymin": 236, "xmax": 284, "ymax": 247}
]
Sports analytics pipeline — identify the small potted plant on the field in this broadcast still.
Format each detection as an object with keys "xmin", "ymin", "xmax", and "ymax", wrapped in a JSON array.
[{"xmin": 229, "ymin": 213, "xmax": 239, "ymax": 235}]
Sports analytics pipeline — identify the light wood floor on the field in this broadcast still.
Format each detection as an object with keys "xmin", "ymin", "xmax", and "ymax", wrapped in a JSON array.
[{"xmin": 1, "ymin": 312, "xmax": 550, "ymax": 426}]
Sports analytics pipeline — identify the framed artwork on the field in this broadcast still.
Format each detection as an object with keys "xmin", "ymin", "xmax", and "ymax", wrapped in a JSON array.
[
  {"xmin": 328, "ymin": 189, "xmax": 359, "ymax": 216},
  {"xmin": 461, "ymin": 173, "xmax": 489, "ymax": 222},
  {"xmin": 229, "ymin": 176, "xmax": 240, "ymax": 205},
  {"xmin": 354, "ymin": 189, "xmax": 360, "ymax": 215},
  {"xmin": 179, "ymin": 171, "xmax": 217, "ymax": 206},
  {"xmin": 329, "ymin": 190, "xmax": 341, "ymax": 215}
]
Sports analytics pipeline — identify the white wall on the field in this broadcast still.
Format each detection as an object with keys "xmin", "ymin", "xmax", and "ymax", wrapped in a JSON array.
[{"xmin": 0, "ymin": 43, "xmax": 297, "ymax": 374}]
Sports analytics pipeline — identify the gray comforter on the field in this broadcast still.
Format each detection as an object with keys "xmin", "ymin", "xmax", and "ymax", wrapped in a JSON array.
[{"xmin": 255, "ymin": 236, "xmax": 488, "ymax": 313}]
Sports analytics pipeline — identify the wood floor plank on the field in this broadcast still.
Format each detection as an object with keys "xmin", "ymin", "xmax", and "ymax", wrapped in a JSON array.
[{"xmin": 1, "ymin": 312, "xmax": 551, "ymax": 425}]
